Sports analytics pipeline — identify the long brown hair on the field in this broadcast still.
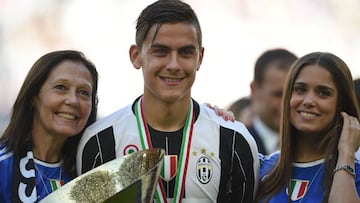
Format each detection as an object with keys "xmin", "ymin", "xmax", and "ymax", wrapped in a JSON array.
[
  {"xmin": 0, "ymin": 50, "xmax": 98, "ymax": 177},
  {"xmin": 255, "ymin": 52, "xmax": 360, "ymax": 202}
]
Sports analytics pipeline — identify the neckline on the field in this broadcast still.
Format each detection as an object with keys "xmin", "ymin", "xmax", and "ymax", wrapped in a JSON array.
[
  {"xmin": 293, "ymin": 158, "xmax": 325, "ymax": 167},
  {"xmin": 34, "ymin": 158, "xmax": 63, "ymax": 167},
  {"xmin": 34, "ymin": 163, "xmax": 63, "ymax": 195}
]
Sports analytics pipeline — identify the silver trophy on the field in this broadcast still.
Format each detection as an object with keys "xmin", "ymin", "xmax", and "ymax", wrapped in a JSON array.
[{"xmin": 40, "ymin": 148, "xmax": 165, "ymax": 203}]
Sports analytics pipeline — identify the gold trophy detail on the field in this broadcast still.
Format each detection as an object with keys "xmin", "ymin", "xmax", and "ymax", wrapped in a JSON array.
[{"xmin": 40, "ymin": 148, "xmax": 165, "ymax": 203}]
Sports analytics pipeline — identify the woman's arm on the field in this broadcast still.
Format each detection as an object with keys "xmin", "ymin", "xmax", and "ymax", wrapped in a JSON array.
[{"xmin": 329, "ymin": 112, "xmax": 360, "ymax": 203}]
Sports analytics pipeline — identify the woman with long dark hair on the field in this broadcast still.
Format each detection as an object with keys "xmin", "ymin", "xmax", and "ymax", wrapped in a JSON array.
[
  {"xmin": 256, "ymin": 52, "xmax": 360, "ymax": 202},
  {"xmin": 0, "ymin": 50, "xmax": 98, "ymax": 202}
]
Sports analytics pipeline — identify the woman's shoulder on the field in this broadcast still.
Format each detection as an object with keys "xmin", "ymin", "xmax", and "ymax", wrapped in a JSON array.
[
  {"xmin": 259, "ymin": 151, "xmax": 280, "ymax": 178},
  {"xmin": 0, "ymin": 144, "xmax": 13, "ymax": 203},
  {"xmin": 0, "ymin": 144, "xmax": 13, "ymax": 180},
  {"xmin": 259, "ymin": 151, "xmax": 280, "ymax": 166},
  {"xmin": 0, "ymin": 143, "xmax": 12, "ymax": 160}
]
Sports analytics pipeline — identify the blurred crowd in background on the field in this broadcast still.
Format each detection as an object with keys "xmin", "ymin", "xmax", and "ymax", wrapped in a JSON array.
[{"xmin": 1, "ymin": 0, "xmax": 360, "ymax": 134}]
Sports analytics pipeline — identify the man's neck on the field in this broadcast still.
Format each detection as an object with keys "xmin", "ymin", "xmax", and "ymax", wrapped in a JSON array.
[{"xmin": 141, "ymin": 95, "xmax": 191, "ymax": 132}]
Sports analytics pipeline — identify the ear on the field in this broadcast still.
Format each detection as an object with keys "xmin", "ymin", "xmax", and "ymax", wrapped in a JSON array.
[
  {"xmin": 197, "ymin": 47, "xmax": 205, "ymax": 71},
  {"xmin": 129, "ymin": 44, "xmax": 141, "ymax": 69}
]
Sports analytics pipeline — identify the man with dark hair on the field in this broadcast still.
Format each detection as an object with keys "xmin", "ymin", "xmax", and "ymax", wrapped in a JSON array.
[
  {"xmin": 248, "ymin": 48, "xmax": 298, "ymax": 155},
  {"xmin": 76, "ymin": 0, "xmax": 259, "ymax": 202}
]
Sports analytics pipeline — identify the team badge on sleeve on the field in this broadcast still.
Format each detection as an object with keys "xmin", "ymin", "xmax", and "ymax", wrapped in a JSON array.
[
  {"xmin": 123, "ymin": 144, "xmax": 139, "ymax": 155},
  {"xmin": 196, "ymin": 156, "xmax": 213, "ymax": 184},
  {"xmin": 161, "ymin": 155, "xmax": 177, "ymax": 182}
]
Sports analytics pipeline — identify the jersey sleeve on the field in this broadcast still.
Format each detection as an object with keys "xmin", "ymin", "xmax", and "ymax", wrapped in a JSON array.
[
  {"xmin": 233, "ymin": 128, "xmax": 259, "ymax": 202},
  {"xmin": 76, "ymin": 125, "xmax": 117, "ymax": 175},
  {"xmin": 76, "ymin": 104, "xmax": 136, "ymax": 175},
  {"xmin": 217, "ymin": 123, "xmax": 259, "ymax": 203}
]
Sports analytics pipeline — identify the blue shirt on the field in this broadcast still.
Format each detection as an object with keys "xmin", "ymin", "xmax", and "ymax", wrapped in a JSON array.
[
  {"xmin": 0, "ymin": 145, "xmax": 72, "ymax": 202},
  {"xmin": 259, "ymin": 152, "xmax": 360, "ymax": 202}
]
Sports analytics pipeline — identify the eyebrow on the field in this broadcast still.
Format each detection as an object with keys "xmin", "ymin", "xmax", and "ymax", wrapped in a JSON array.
[
  {"xmin": 294, "ymin": 82, "xmax": 335, "ymax": 91},
  {"xmin": 53, "ymin": 78, "xmax": 93, "ymax": 89},
  {"xmin": 150, "ymin": 43, "xmax": 197, "ymax": 51},
  {"xmin": 317, "ymin": 85, "xmax": 335, "ymax": 92},
  {"xmin": 150, "ymin": 43, "xmax": 169, "ymax": 49},
  {"xmin": 179, "ymin": 45, "xmax": 196, "ymax": 50}
]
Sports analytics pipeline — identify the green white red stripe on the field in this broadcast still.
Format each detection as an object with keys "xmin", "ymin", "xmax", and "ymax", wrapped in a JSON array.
[
  {"xmin": 173, "ymin": 103, "xmax": 194, "ymax": 203},
  {"xmin": 288, "ymin": 179, "xmax": 308, "ymax": 201},
  {"xmin": 161, "ymin": 155, "xmax": 177, "ymax": 181},
  {"xmin": 135, "ymin": 97, "xmax": 194, "ymax": 203},
  {"xmin": 49, "ymin": 179, "xmax": 64, "ymax": 191}
]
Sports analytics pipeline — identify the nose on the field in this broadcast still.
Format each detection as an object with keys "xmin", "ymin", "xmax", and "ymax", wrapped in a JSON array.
[
  {"xmin": 302, "ymin": 93, "xmax": 315, "ymax": 107},
  {"xmin": 65, "ymin": 91, "xmax": 79, "ymax": 106},
  {"xmin": 166, "ymin": 53, "xmax": 180, "ymax": 71}
]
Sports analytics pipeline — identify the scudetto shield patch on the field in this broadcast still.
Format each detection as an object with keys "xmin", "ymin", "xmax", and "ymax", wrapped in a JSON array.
[
  {"xmin": 287, "ymin": 179, "xmax": 309, "ymax": 201},
  {"xmin": 161, "ymin": 155, "xmax": 177, "ymax": 182}
]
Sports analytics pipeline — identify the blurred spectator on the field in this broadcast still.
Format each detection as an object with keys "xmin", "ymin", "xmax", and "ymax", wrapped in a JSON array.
[
  {"xmin": 226, "ymin": 96, "xmax": 253, "ymax": 126},
  {"xmin": 248, "ymin": 48, "xmax": 298, "ymax": 155}
]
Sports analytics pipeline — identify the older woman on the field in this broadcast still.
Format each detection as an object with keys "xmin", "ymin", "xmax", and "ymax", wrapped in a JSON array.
[{"xmin": 0, "ymin": 50, "xmax": 98, "ymax": 202}]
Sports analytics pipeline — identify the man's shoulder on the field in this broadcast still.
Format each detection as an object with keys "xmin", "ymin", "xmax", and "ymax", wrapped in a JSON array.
[
  {"xmin": 199, "ymin": 102, "xmax": 251, "ymax": 129},
  {"xmin": 199, "ymin": 103, "xmax": 247, "ymax": 129},
  {"xmin": 84, "ymin": 104, "xmax": 133, "ymax": 137},
  {"xmin": 199, "ymin": 103, "xmax": 258, "ymax": 148}
]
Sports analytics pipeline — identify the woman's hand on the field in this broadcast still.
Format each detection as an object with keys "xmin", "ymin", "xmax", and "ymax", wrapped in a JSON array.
[
  {"xmin": 329, "ymin": 112, "xmax": 360, "ymax": 203},
  {"xmin": 338, "ymin": 112, "xmax": 360, "ymax": 157},
  {"xmin": 204, "ymin": 103, "xmax": 235, "ymax": 122}
]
